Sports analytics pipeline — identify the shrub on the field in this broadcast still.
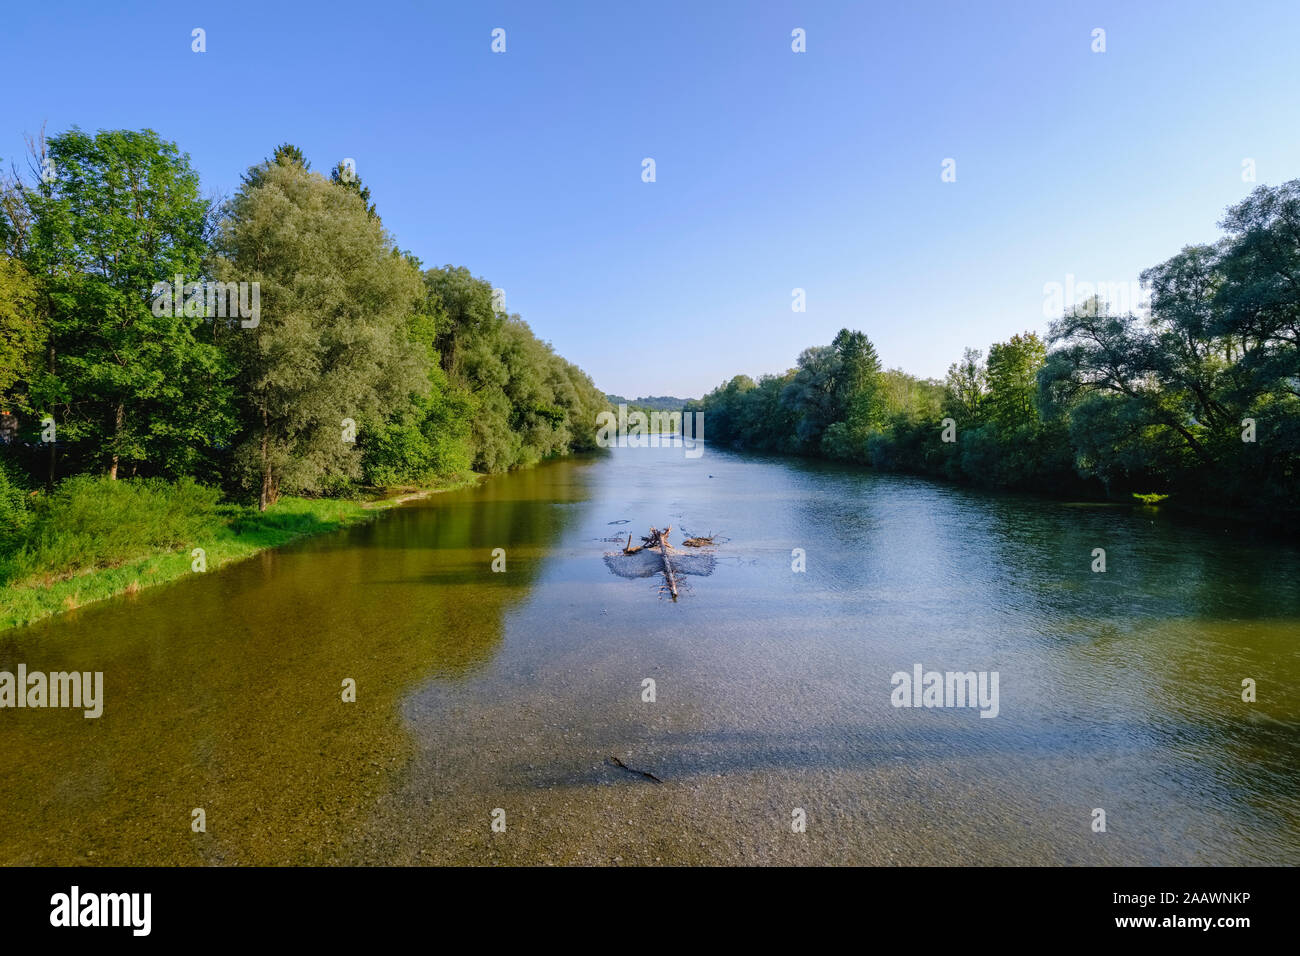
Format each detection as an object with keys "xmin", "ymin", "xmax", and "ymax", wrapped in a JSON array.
[
  {"xmin": 2, "ymin": 476, "xmax": 220, "ymax": 583},
  {"xmin": 0, "ymin": 457, "xmax": 33, "ymax": 554}
]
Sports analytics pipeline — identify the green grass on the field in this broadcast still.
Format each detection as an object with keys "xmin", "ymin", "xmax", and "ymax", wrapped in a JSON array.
[{"xmin": 0, "ymin": 474, "xmax": 479, "ymax": 632}]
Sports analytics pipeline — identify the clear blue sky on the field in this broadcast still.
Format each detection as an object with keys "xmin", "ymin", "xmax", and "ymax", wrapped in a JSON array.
[{"xmin": 4, "ymin": 1, "xmax": 1299, "ymax": 398}]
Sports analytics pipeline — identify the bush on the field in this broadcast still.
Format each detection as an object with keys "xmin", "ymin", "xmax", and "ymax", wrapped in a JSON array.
[
  {"xmin": 0, "ymin": 457, "xmax": 33, "ymax": 554},
  {"xmin": 2, "ymin": 476, "xmax": 221, "ymax": 583},
  {"xmin": 360, "ymin": 385, "xmax": 473, "ymax": 487}
]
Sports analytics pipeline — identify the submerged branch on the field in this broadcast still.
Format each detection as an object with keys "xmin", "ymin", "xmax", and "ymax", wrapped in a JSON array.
[{"xmin": 607, "ymin": 756, "xmax": 663, "ymax": 783}]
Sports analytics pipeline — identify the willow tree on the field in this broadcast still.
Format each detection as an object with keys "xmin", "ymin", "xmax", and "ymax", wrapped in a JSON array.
[{"xmin": 216, "ymin": 159, "xmax": 425, "ymax": 509}]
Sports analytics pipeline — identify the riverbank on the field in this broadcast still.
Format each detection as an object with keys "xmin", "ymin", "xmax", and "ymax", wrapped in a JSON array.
[
  {"xmin": 706, "ymin": 441, "xmax": 1299, "ymax": 539},
  {"xmin": 0, "ymin": 474, "xmax": 482, "ymax": 632}
]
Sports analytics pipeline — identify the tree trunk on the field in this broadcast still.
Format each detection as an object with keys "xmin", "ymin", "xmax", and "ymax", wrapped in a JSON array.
[
  {"xmin": 108, "ymin": 402, "xmax": 124, "ymax": 479},
  {"xmin": 658, "ymin": 530, "xmax": 678, "ymax": 600},
  {"xmin": 45, "ymin": 342, "xmax": 56, "ymax": 490},
  {"xmin": 261, "ymin": 473, "xmax": 279, "ymax": 511},
  {"xmin": 1167, "ymin": 417, "xmax": 1213, "ymax": 466},
  {"xmin": 258, "ymin": 406, "xmax": 275, "ymax": 511}
]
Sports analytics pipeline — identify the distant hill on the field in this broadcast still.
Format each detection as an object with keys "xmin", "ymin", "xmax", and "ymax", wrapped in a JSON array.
[{"xmin": 605, "ymin": 394, "xmax": 695, "ymax": 411}]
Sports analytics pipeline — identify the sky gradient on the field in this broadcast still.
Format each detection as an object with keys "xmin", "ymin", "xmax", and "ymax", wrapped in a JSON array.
[{"xmin": 4, "ymin": 0, "xmax": 1299, "ymax": 398}]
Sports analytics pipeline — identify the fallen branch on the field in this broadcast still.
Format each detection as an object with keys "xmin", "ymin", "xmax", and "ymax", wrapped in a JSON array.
[
  {"xmin": 654, "ymin": 526, "xmax": 679, "ymax": 599},
  {"xmin": 607, "ymin": 756, "xmax": 663, "ymax": 783}
]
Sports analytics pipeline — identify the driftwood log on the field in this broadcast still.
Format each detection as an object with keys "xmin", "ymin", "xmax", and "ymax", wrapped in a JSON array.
[
  {"xmin": 656, "ymin": 528, "xmax": 678, "ymax": 599},
  {"xmin": 624, "ymin": 526, "xmax": 679, "ymax": 599},
  {"xmin": 605, "ymin": 523, "xmax": 717, "ymax": 600}
]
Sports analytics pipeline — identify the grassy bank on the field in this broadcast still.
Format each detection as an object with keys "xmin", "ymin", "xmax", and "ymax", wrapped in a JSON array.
[{"xmin": 0, "ymin": 474, "xmax": 479, "ymax": 632}]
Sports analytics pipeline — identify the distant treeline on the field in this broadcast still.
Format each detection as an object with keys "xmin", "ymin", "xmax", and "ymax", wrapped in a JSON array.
[
  {"xmin": 605, "ymin": 394, "xmax": 694, "ymax": 412},
  {"xmin": 692, "ymin": 181, "xmax": 1300, "ymax": 529},
  {"xmin": 0, "ymin": 131, "xmax": 609, "ymax": 514}
]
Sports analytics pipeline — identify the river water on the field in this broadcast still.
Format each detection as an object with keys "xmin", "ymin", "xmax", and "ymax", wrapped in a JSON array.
[{"xmin": 1, "ymin": 446, "xmax": 1297, "ymax": 865}]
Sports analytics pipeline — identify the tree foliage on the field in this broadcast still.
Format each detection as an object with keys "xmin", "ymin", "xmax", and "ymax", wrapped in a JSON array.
[
  {"xmin": 699, "ymin": 181, "xmax": 1300, "ymax": 528},
  {"xmin": 18, "ymin": 128, "xmax": 233, "ymax": 483},
  {"xmin": 0, "ymin": 129, "xmax": 608, "ymax": 515}
]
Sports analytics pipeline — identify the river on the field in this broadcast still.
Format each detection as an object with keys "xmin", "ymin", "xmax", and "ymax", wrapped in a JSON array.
[{"xmin": 1, "ymin": 445, "xmax": 1297, "ymax": 865}]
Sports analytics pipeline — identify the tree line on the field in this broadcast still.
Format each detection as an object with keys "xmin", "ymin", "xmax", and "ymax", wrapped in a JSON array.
[
  {"xmin": 691, "ymin": 181, "xmax": 1300, "ymax": 529},
  {"xmin": 0, "ymin": 129, "xmax": 608, "ymax": 513}
]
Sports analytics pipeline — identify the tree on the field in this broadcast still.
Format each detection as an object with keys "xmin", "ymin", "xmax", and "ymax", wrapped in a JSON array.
[
  {"xmin": 0, "ymin": 158, "xmax": 33, "ymax": 256},
  {"xmin": 239, "ymin": 142, "xmax": 312, "ymax": 192},
  {"xmin": 880, "ymin": 368, "xmax": 944, "ymax": 421},
  {"xmin": 984, "ymin": 332, "xmax": 1046, "ymax": 435},
  {"xmin": 215, "ymin": 158, "xmax": 426, "ymax": 508},
  {"xmin": 1208, "ymin": 183, "xmax": 1300, "ymax": 510},
  {"xmin": 330, "ymin": 161, "xmax": 377, "ymax": 220},
  {"xmin": 416, "ymin": 266, "xmax": 607, "ymax": 473},
  {"xmin": 1041, "ymin": 299, "xmax": 1215, "ymax": 495},
  {"xmin": 781, "ymin": 345, "xmax": 841, "ymax": 451},
  {"xmin": 832, "ymin": 327, "xmax": 885, "ymax": 432},
  {"xmin": 697, "ymin": 374, "xmax": 754, "ymax": 445},
  {"xmin": 944, "ymin": 347, "xmax": 985, "ymax": 424},
  {"xmin": 0, "ymin": 254, "xmax": 39, "ymax": 400},
  {"xmin": 425, "ymin": 265, "xmax": 496, "ymax": 380},
  {"xmin": 21, "ymin": 127, "xmax": 234, "ymax": 481},
  {"xmin": 1214, "ymin": 181, "xmax": 1300, "ymax": 402}
]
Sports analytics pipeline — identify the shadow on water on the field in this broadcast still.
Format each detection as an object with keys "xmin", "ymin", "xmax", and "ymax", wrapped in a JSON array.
[
  {"xmin": 0, "ymin": 457, "xmax": 595, "ymax": 865},
  {"xmin": 499, "ymin": 713, "xmax": 1300, "ymax": 789}
]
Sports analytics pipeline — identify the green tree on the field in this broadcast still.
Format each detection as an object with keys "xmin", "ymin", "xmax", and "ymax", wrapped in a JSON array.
[
  {"xmin": 22, "ymin": 128, "xmax": 234, "ymax": 481},
  {"xmin": 1214, "ymin": 180, "xmax": 1300, "ymax": 400},
  {"xmin": 215, "ymin": 158, "xmax": 426, "ymax": 508},
  {"xmin": 832, "ymin": 327, "xmax": 886, "ymax": 431},
  {"xmin": 985, "ymin": 332, "xmax": 1046, "ymax": 435},
  {"xmin": 1204, "ymin": 183, "xmax": 1300, "ymax": 512},
  {"xmin": 240, "ymin": 142, "xmax": 312, "ymax": 192},
  {"xmin": 330, "ymin": 161, "xmax": 377, "ymax": 220},
  {"xmin": 1041, "ymin": 298, "xmax": 1215, "ymax": 497},
  {"xmin": 425, "ymin": 265, "xmax": 497, "ymax": 381},
  {"xmin": 944, "ymin": 347, "xmax": 985, "ymax": 425},
  {"xmin": 782, "ymin": 345, "xmax": 841, "ymax": 451},
  {"xmin": 419, "ymin": 266, "xmax": 606, "ymax": 473},
  {"xmin": 0, "ymin": 254, "xmax": 40, "ymax": 400}
]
